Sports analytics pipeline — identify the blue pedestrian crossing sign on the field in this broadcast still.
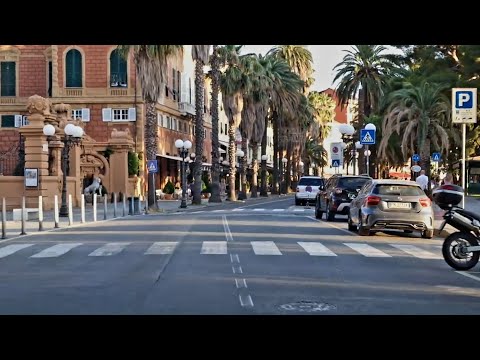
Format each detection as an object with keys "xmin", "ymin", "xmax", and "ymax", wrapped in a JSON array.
[
  {"xmin": 360, "ymin": 129, "xmax": 376, "ymax": 145},
  {"xmin": 412, "ymin": 154, "xmax": 420, "ymax": 162},
  {"xmin": 332, "ymin": 159, "xmax": 340, "ymax": 167},
  {"xmin": 147, "ymin": 160, "xmax": 158, "ymax": 173},
  {"xmin": 432, "ymin": 152, "xmax": 441, "ymax": 162}
]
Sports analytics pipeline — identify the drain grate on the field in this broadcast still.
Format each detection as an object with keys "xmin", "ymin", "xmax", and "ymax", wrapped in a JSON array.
[{"xmin": 279, "ymin": 301, "xmax": 337, "ymax": 313}]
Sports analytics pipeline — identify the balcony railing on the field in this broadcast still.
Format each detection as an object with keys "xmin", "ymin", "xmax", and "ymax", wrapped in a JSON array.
[{"xmin": 179, "ymin": 102, "xmax": 195, "ymax": 116}]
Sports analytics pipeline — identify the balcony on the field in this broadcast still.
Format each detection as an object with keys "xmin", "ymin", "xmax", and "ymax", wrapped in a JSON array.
[
  {"xmin": 0, "ymin": 97, "xmax": 16, "ymax": 104},
  {"xmin": 179, "ymin": 102, "xmax": 195, "ymax": 116}
]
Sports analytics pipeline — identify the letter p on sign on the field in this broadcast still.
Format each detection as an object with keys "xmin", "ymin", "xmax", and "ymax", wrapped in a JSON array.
[{"xmin": 456, "ymin": 91, "xmax": 473, "ymax": 108}]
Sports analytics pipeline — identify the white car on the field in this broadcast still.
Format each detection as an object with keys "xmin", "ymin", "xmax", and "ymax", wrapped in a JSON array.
[{"xmin": 295, "ymin": 176, "xmax": 325, "ymax": 206}]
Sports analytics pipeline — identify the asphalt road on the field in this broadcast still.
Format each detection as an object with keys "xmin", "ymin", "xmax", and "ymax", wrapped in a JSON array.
[{"xmin": 0, "ymin": 195, "xmax": 480, "ymax": 314}]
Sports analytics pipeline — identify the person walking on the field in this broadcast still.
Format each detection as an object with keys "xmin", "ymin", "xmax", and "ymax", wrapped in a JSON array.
[{"xmin": 416, "ymin": 169, "xmax": 429, "ymax": 192}]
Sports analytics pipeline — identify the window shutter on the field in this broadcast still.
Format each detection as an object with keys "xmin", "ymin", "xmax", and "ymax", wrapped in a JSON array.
[
  {"xmin": 81, "ymin": 108, "xmax": 90, "ymax": 122},
  {"xmin": 14, "ymin": 115, "xmax": 22, "ymax": 128},
  {"xmin": 157, "ymin": 113, "xmax": 162, "ymax": 127},
  {"xmin": 102, "ymin": 108, "xmax": 112, "ymax": 122},
  {"xmin": 1, "ymin": 62, "xmax": 16, "ymax": 96},
  {"xmin": 128, "ymin": 107, "xmax": 136, "ymax": 121},
  {"xmin": 22, "ymin": 116, "xmax": 29, "ymax": 126},
  {"xmin": 66, "ymin": 50, "xmax": 82, "ymax": 87}
]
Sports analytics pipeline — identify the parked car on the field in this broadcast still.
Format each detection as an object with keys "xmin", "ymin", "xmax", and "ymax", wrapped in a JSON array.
[
  {"xmin": 315, "ymin": 174, "xmax": 372, "ymax": 221},
  {"xmin": 295, "ymin": 176, "xmax": 325, "ymax": 206},
  {"xmin": 348, "ymin": 179, "xmax": 434, "ymax": 238}
]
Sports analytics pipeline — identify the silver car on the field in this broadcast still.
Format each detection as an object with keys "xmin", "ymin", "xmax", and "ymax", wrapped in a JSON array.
[{"xmin": 348, "ymin": 179, "xmax": 434, "ymax": 238}]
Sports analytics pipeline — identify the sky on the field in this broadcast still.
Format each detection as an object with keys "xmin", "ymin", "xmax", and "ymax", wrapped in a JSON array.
[{"xmin": 242, "ymin": 45, "xmax": 401, "ymax": 92}]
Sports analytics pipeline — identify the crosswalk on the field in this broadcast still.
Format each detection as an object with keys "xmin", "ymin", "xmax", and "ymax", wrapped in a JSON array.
[
  {"xmin": 190, "ymin": 208, "xmax": 314, "ymax": 214},
  {"xmin": 0, "ymin": 241, "xmax": 442, "ymax": 260}
]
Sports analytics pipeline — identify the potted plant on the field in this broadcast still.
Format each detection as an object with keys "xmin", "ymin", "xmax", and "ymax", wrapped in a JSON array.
[{"xmin": 163, "ymin": 181, "xmax": 175, "ymax": 200}]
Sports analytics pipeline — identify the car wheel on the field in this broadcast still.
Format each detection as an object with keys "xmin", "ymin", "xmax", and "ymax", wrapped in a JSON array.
[
  {"xmin": 315, "ymin": 199, "xmax": 323, "ymax": 219},
  {"xmin": 295, "ymin": 198, "xmax": 300, "ymax": 206},
  {"xmin": 421, "ymin": 229, "xmax": 434, "ymax": 239},
  {"xmin": 347, "ymin": 213, "xmax": 356, "ymax": 232},
  {"xmin": 357, "ymin": 213, "xmax": 370, "ymax": 236},
  {"xmin": 326, "ymin": 202, "xmax": 335, "ymax": 222}
]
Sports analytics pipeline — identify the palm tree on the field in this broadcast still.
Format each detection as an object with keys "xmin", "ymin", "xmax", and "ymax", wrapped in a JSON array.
[
  {"xmin": 379, "ymin": 82, "xmax": 455, "ymax": 195},
  {"xmin": 305, "ymin": 138, "xmax": 328, "ymax": 176},
  {"xmin": 117, "ymin": 45, "xmax": 183, "ymax": 207},
  {"xmin": 191, "ymin": 45, "xmax": 211, "ymax": 205},
  {"xmin": 333, "ymin": 45, "xmax": 398, "ymax": 174}
]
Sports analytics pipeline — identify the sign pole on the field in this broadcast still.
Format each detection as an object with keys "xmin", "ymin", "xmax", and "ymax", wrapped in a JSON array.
[{"xmin": 462, "ymin": 123, "xmax": 466, "ymax": 209}]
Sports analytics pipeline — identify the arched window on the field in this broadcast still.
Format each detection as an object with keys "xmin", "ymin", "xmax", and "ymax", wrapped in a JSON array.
[
  {"xmin": 110, "ymin": 49, "xmax": 127, "ymax": 87},
  {"xmin": 65, "ymin": 49, "xmax": 82, "ymax": 87}
]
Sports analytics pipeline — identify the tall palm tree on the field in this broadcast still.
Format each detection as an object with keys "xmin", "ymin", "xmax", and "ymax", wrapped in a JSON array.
[
  {"xmin": 333, "ymin": 45, "xmax": 397, "ymax": 174},
  {"xmin": 379, "ymin": 82, "xmax": 455, "ymax": 195},
  {"xmin": 117, "ymin": 45, "xmax": 183, "ymax": 207},
  {"xmin": 191, "ymin": 45, "xmax": 211, "ymax": 205}
]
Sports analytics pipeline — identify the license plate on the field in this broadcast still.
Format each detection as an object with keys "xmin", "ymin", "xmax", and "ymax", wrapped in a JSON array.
[{"xmin": 388, "ymin": 202, "xmax": 411, "ymax": 209}]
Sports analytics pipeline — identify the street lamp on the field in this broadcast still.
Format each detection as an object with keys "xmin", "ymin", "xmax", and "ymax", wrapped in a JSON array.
[
  {"xmin": 281, "ymin": 157, "xmax": 288, "ymax": 194},
  {"xmin": 236, "ymin": 149, "xmax": 245, "ymax": 200},
  {"xmin": 43, "ymin": 123, "xmax": 83, "ymax": 217},
  {"xmin": 364, "ymin": 123, "xmax": 376, "ymax": 177},
  {"xmin": 339, "ymin": 124, "xmax": 356, "ymax": 174},
  {"xmin": 175, "ymin": 139, "xmax": 192, "ymax": 208}
]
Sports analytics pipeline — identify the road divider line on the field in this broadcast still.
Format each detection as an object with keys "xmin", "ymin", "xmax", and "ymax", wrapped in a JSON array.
[
  {"xmin": 239, "ymin": 294, "xmax": 254, "ymax": 307},
  {"xmin": 230, "ymin": 253, "xmax": 240, "ymax": 263},
  {"xmin": 235, "ymin": 278, "xmax": 248, "ymax": 289},
  {"xmin": 455, "ymin": 271, "xmax": 480, "ymax": 282},
  {"xmin": 306, "ymin": 216, "xmax": 355, "ymax": 236},
  {"xmin": 232, "ymin": 265, "xmax": 243, "ymax": 274},
  {"xmin": 222, "ymin": 215, "xmax": 234, "ymax": 242}
]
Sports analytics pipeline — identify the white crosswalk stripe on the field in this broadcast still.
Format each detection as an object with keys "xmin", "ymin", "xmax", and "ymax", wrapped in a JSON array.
[
  {"xmin": 272, "ymin": 209, "xmax": 285, "ymax": 212},
  {"xmin": 251, "ymin": 241, "xmax": 282, "ymax": 255},
  {"xmin": 390, "ymin": 244, "xmax": 442, "ymax": 259},
  {"xmin": 0, "ymin": 244, "xmax": 33, "ymax": 258},
  {"xmin": 30, "ymin": 243, "xmax": 83, "ymax": 258},
  {"xmin": 253, "ymin": 209, "xmax": 266, "ymax": 211},
  {"xmin": 344, "ymin": 243, "xmax": 392, "ymax": 257},
  {"xmin": 201, "ymin": 241, "xmax": 227, "ymax": 254},
  {"xmin": 293, "ymin": 209, "xmax": 305, "ymax": 212},
  {"xmin": 298, "ymin": 242, "xmax": 337, "ymax": 256},
  {"xmin": 232, "ymin": 208, "xmax": 245, "ymax": 212},
  {"xmin": 145, "ymin": 242, "xmax": 178, "ymax": 255},
  {"xmin": 88, "ymin": 242, "xmax": 130, "ymax": 257},
  {"xmin": 212, "ymin": 210, "xmax": 224, "ymax": 213},
  {"xmin": 190, "ymin": 211, "xmax": 205, "ymax": 214}
]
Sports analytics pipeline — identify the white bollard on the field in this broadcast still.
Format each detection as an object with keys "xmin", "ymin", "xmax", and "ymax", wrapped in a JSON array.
[
  {"xmin": 81, "ymin": 194, "xmax": 85, "ymax": 223},
  {"xmin": 38, "ymin": 195, "xmax": 44, "ymax": 231},
  {"xmin": 122, "ymin": 194, "xmax": 126, "ymax": 217},
  {"xmin": 20, "ymin": 196, "xmax": 26, "ymax": 235},
  {"xmin": 68, "ymin": 194, "xmax": 73, "ymax": 226},
  {"xmin": 2, "ymin": 197, "xmax": 6, "ymax": 239},
  {"xmin": 113, "ymin": 193, "xmax": 117, "ymax": 218},
  {"xmin": 93, "ymin": 194, "xmax": 97, "ymax": 222},
  {"xmin": 103, "ymin": 196, "xmax": 107, "ymax": 220},
  {"xmin": 54, "ymin": 194, "xmax": 59, "ymax": 228}
]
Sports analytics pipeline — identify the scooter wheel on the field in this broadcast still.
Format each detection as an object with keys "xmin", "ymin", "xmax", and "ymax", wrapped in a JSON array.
[{"xmin": 442, "ymin": 232, "xmax": 480, "ymax": 271}]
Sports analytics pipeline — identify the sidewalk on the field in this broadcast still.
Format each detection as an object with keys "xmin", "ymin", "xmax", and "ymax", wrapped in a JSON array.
[{"xmin": 434, "ymin": 196, "xmax": 480, "ymax": 237}]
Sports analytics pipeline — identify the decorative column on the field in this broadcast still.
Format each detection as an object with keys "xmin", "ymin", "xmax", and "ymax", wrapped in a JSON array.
[{"xmin": 109, "ymin": 128, "xmax": 135, "ymax": 196}]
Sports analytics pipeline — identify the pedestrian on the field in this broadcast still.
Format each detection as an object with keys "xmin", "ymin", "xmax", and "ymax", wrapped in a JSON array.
[
  {"xmin": 416, "ymin": 170, "xmax": 429, "ymax": 191},
  {"xmin": 443, "ymin": 172, "xmax": 453, "ymax": 185}
]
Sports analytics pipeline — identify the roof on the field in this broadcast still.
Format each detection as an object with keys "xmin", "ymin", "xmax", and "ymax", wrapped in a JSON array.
[{"xmin": 373, "ymin": 179, "xmax": 419, "ymax": 186}]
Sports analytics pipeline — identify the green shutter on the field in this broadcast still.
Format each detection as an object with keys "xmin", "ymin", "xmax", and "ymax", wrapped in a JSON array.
[
  {"xmin": 110, "ymin": 50, "xmax": 127, "ymax": 86},
  {"xmin": 66, "ymin": 50, "xmax": 82, "ymax": 87},
  {"xmin": 1, "ymin": 62, "xmax": 16, "ymax": 96},
  {"xmin": 1, "ymin": 115, "xmax": 15, "ymax": 128}
]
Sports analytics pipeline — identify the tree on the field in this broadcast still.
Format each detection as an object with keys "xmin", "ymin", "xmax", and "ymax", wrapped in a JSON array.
[{"xmin": 117, "ymin": 45, "xmax": 183, "ymax": 208}]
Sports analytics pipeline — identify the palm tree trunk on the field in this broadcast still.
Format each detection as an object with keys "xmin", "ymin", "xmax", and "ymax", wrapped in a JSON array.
[
  {"xmin": 193, "ymin": 60, "xmax": 204, "ymax": 205},
  {"xmin": 145, "ymin": 100, "xmax": 157, "ymax": 207},
  {"xmin": 357, "ymin": 88, "xmax": 367, "ymax": 175},
  {"xmin": 228, "ymin": 123, "xmax": 237, "ymax": 201},
  {"xmin": 286, "ymin": 144, "xmax": 292, "ymax": 192},
  {"xmin": 260, "ymin": 115, "xmax": 268, "ymax": 197},
  {"xmin": 251, "ymin": 143, "xmax": 259, "ymax": 198},
  {"xmin": 238, "ymin": 137, "xmax": 247, "ymax": 200},
  {"xmin": 420, "ymin": 138, "xmax": 432, "ymax": 197},
  {"xmin": 272, "ymin": 113, "xmax": 279, "ymax": 194},
  {"xmin": 209, "ymin": 46, "xmax": 221, "ymax": 203}
]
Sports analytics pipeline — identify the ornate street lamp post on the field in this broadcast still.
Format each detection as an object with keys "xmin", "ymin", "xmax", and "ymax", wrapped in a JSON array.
[
  {"xmin": 260, "ymin": 154, "xmax": 268, "ymax": 197},
  {"xmin": 175, "ymin": 139, "xmax": 192, "ymax": 209},
  {"xmin": 281, "ymin": 157, "xmax": 288, "ymax": 194},
  {"xmin": 236, "ymin": 149, "xmax": 245, "ymax": 199}
]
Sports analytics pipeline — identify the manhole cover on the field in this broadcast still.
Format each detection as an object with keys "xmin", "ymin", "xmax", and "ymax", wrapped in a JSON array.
[{"xmin": 279, "ymin": 301, "xmax": 337, "ymax": 312}]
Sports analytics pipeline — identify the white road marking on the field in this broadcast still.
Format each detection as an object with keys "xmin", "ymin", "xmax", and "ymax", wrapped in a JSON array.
[
  {"xmin": 222, "ymin": 215, "xmax": 234, "ymax": 242},
  {"xmin": 201, "ymin": 241, "xmax": 227, "ymax": 254},
  {"xmin": 232, "ymin": 208, "xmax": 245, "ymax": 212},
  {"xmin": 344, "ymin": 243, "xmax": 391, "ymax": 257},
  {"xmin": 212, "ymin": 210, "xmax": 224, "ymax": 212},
  {"xmin": 253, "ymin": 209, "xmax": 265, "ymax": 211},
  {"xmin": 30, "ymin": 243, "xmax": 82, "ymax": 258},
  {"xmin": 190, "ymin": 211, "xmax": 205, "ymax": 214},
  {"xmin": 145, "ymin": 242, "xmax": 178, "ymax": 255},
  {"xmin": 251, "ymin": 241, "xmax": 282, "ymax": 255},
  {"xmin": 455, "ymin": 271, "xmax": 480, "ymax": 282},
  {"xmin": 237, "ymin": 197, "xmax": 293, "ymax": 208},
  {"xmin": 306, "ymin": 216, "xmax": 354, "ymax": 236},
  {"xmin": 88, "ymin": 242, "xmax": 130, "ymax": 257},
  {"xmin": 230, "ymin": 254, "xmax": 240, "ymax": 263},
  {"xmin": 390, "ymin": 244, "xmax": 442, "ymax": 259},
  {"xmin": 293, "ymin": 209, "xmax": 304, "ymax": 212},
  {"xmin": 0, "ymin": 244, "xmax": 33, "ymax": 258},
  {"xmin": 272, "ymin": 209, "xmax": 285, "ymax": 212},
  {"xmin": 232, "ymin": 265, "xmax": 243, "ymax": 274},
  {"xmin": 239, "ymin": 294, "xmax": 254, "ymax": 307},
  {"xmin": 235, "ymin": 278, "xmax": 248, "ymax": 289},
  {"xmin": 298, "ymin": 242, "xmax": 337, "ymax": 256}
]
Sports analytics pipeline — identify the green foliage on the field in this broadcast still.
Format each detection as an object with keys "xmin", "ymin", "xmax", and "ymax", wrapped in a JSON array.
[
  {"xmin": 201, "ymin": 173, "xmax": 210, "ymax": 193},
  {"xmin": 128, "ymin": 152, "xmax": 140, "ymax": 176},
  {"xmin": 163, "ymin": 181, "xmax": 175, "ymax": 194},
  {"xmin": 103, "ymin": 147, "xmax": 114, "ymax": 160}
]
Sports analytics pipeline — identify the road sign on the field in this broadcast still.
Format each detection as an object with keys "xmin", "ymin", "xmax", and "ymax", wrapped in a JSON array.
[
  {"xmin": 330, "ymin": 142, "xmax": 343, "ymax": 166},
  {"xmin": 147, "ymin": 160, "xmax": 158, "ymax": 173},
  {"xmin": 332, "ymin": 159, "xmax": 340, "ymax": 167},
  {"xmin": 360, "ymin": 129, "xmax": 376, "ymax": 145},
  {"xmin": 411, "ymin": 165, "xmax": 421, "ymax": 173},
  {"xmin": 412, "ymin": 154, "xmax": 420, "ymax": 162},
  {"xmin": 452, "ymin": 88, "xmax": 477, "ymax": 124},
  {"xmin": 432, "ymin": 152, "xmax": 441, "ymax": 162}
]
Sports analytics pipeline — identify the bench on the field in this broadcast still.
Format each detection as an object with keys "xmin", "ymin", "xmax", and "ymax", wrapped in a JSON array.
[{"xmin": 13, "ymin": 208, "xmax": 39, "ymax": 221}]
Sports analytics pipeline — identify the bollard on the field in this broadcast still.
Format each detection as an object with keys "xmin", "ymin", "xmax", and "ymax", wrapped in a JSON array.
[
  {"xmin": 2, "ymin": 197, "xmax": 6, "ymax": 239},
  {"xmin": 93, "ymin": 194, "xmax": 97, "ymax": 222},
  {"xmin": 38, "ymin": 195, "xmax": 44, "ymax": 231},
  {"xmin": 20, "ymin": 196, "xmax": 26, "ymax": 235},
  {"xmin": 129, "ymin": 196, "xmax": 134, "ymax": 216},
  {"xmin": 81, "ymin": 194, "xmax": 85, "ymax": 224},
  {"xmin": 122, "ymin": 194, "xmax": 126, "ymax": 217},
  {"xmin": 103, "ymin": 196, "xmax": 107, "ymax": 220},
  {"xmin": 113, "ymin": 193, "xmax": 117, "ymax": 218},
  {"xmin": 68, "ymin": 194, "xmax": 73, "ymax": 226},
  {"xmin": 54, "ymin": 194, "xmax": 59, "ymax": 228}
]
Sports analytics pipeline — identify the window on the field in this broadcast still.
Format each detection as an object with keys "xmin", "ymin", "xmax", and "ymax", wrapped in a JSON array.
[
  {"xmin": 225, "ymin": 124, "xmax": 227, "ymax": 135},
  {"xmin": 1, "ymin": 62, "xmax": 16, "ymax": 96},
  {"xmin": 71, "ymin": 108, "xmax": 90, "ymax": 122},
  {"xmin": 65, "ymin": 49, "xmax": 82, "ymax": 87},
  {"xmin": 172, "ymin": 118, "xmax": 177, "ymax": 131},
  {"xmin": 172, "ymin": 68, "xmax": 176, "ymax": 101},
  {"xmin": 177, "ymin": 70, "xmax": 181, "ymax": 102},
  {"xmin": 1, "ymin": 115, "xmax": 14, "ymax": 127},
  {"xmin": 220, "ymin": 123, "xmax": 223, "ymax": 134},
  {"xmin": 110, "ymin": 49, "xmax": 127, "ymax": 87},
  {"xmin": 48, "ymin": 61, "xmax": 52, "ymax": 97},
  {"xmin": 113, "ymin": 109, "xmax": 129, "ymax": 121},
  {"xmin": 167, "ymin": 116, "xmax": 171, "ymax": 129},
  {"xmin": 102, "ymin": 108, "xmax": 135, "ymax": 122},
  {"xmin": 189, "ymin": 78, "xmax": 192, "ymax": 104}
]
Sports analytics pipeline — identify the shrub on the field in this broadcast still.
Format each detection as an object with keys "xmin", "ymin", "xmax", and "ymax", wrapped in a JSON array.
[
  {"xmin": 128, "ymin": 152, "xmax": 139, "ymax": 176},
  {"xmin": 163, "ymin": 181, "xmax": 175, "ymax": 194}
]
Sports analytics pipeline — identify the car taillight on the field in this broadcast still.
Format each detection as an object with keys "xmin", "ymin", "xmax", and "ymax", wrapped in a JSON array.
[
  {"xmin": 296, "ymin": 187, "xmax": 299, "ymax": 192},
  {"xmin": 419, "ymin": 198, "xmax": 431, "ymax": 207},
  {"xmin": 364, "ymin": 195, "xmax": 381, "ymax": 206},
  {"xmin": 334, "ymin": 187, "xmax": 343, "ymax": 194}
]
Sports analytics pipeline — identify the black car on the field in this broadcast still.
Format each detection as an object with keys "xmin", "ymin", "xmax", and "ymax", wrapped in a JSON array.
[{"xmin": 315, "ymin": 174, "xmax": 372, "ymax": 221}]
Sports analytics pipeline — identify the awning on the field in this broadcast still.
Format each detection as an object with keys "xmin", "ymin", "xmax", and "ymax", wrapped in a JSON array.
[{"xmin": 157, "ymin": 154, "xmax": 183, "ymax": 161}]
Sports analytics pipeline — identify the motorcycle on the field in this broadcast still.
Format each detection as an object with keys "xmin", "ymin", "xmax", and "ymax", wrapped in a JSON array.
[{"xmin": 433, "ymin": 184, "xmax": 480, "ymax": 270}]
